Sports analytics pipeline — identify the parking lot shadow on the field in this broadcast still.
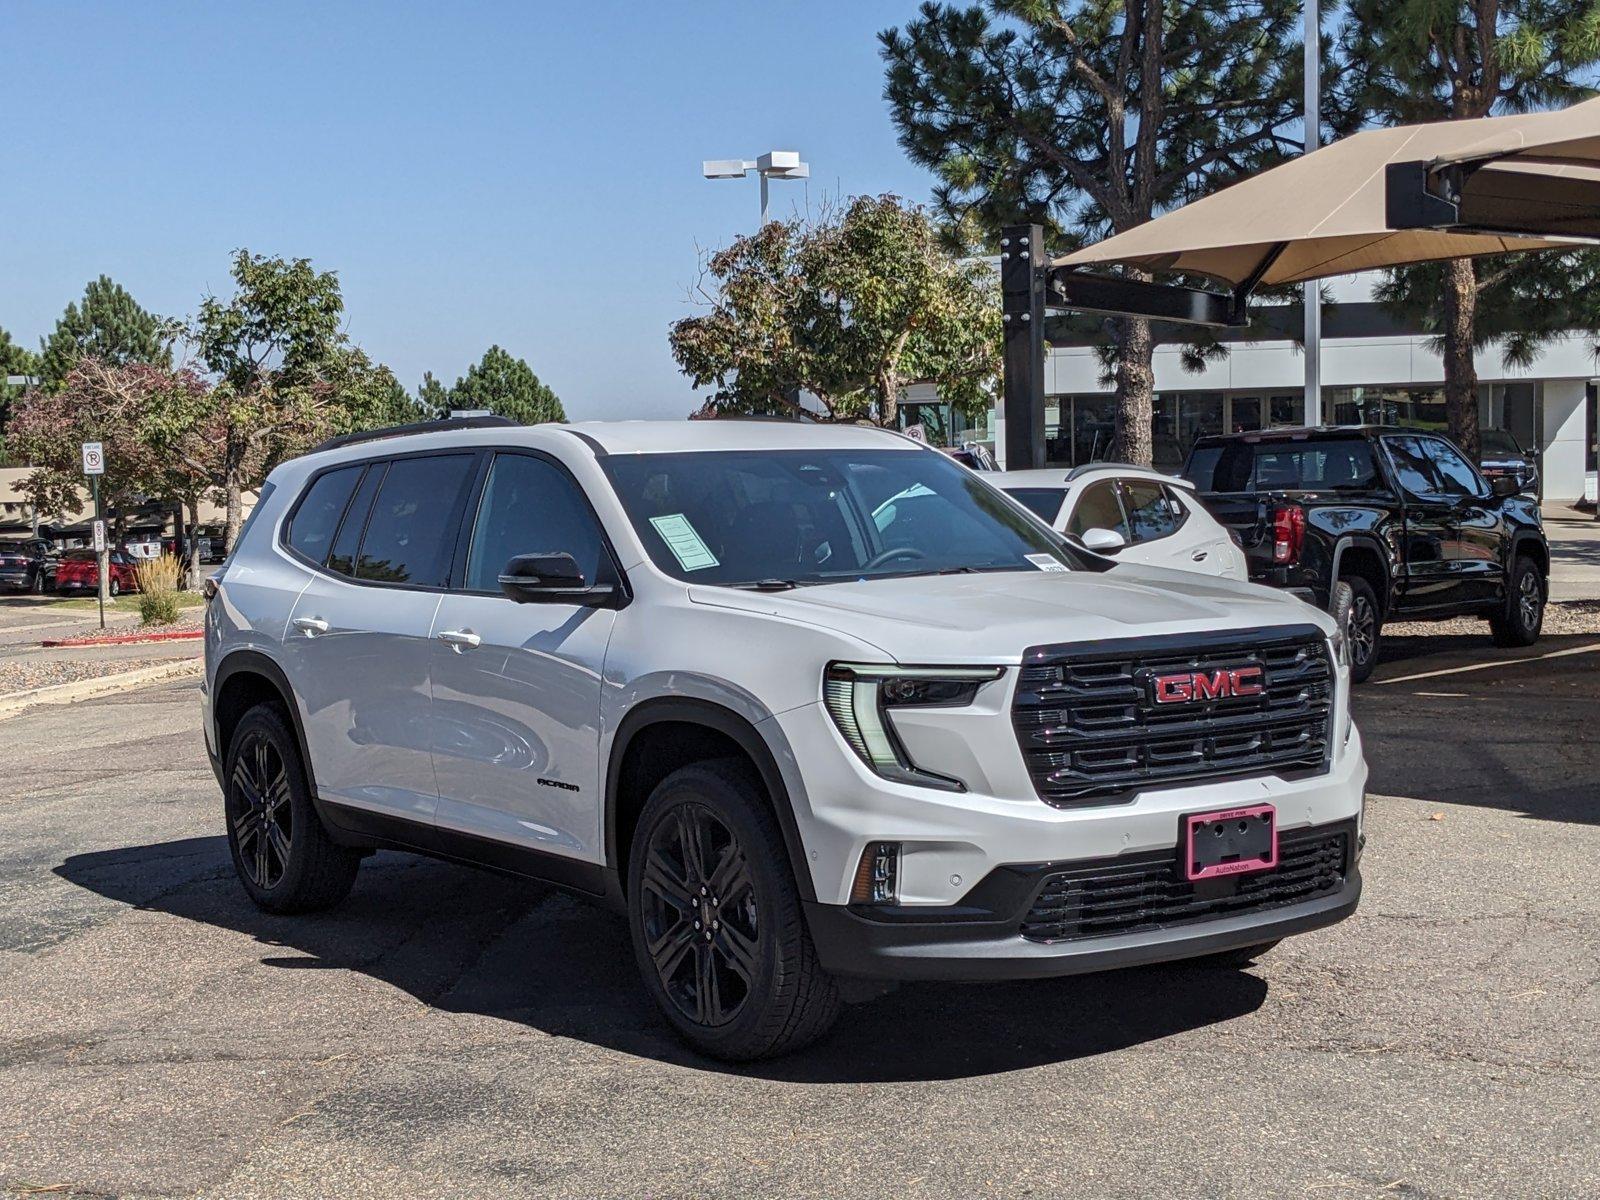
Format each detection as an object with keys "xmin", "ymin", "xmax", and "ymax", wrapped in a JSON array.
[{"xmin": 56, "ymin": 836, "xmax": 1267, "ymax": 1082}]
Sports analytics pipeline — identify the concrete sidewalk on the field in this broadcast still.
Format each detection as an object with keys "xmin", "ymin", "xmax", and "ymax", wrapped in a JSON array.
[{"xmin": 1542, "ymin": 502, "xmax": 1600, "ymax": 601}]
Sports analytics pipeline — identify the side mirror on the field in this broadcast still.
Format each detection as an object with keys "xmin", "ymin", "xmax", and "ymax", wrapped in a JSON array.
[
  {"xmin": 1490, "ymin": 475, "xmax": 1519, "ymax": 498},
  {"xmin": 1081, "ymin": 527, "xmax": 1128, "ymax": 554},
  {"xmin": 498, "ymin": 552, "xmax": 616, "ymax": 606}
]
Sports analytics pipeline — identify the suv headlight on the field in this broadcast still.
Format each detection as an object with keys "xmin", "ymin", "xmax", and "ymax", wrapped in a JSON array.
[{"xmin": 823, "ymin": 663, "xmax": 1002, "ymax": 792}]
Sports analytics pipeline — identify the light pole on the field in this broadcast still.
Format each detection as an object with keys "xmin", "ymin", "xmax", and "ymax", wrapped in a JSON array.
[
  {"xmin": 1304, "ymin": 2, "xmax": 1322, "ymax": 427},
  {"xmin": 702, "ymin": 151, "xmax": 810, "ymax": 225}
]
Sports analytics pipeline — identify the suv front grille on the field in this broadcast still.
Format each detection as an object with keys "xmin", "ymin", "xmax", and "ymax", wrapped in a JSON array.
[
  {"xmin": 1020, "ymin": 820, "xmax": 1353, "ymax": 944},
  {"xmin": 1012, "ymin": 625, "xmax": 1333, "ymax": 806}
]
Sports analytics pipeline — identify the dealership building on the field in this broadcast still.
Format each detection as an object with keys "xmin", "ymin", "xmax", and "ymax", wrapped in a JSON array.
[{"xmin": 909, "ymin": 273, "xmax": 1598, "ymax": 502}]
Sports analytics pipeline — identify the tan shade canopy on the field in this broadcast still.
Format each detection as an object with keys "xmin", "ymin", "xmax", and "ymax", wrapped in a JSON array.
[{"xmin": 1055, "ymin": 98, "xmax": 1600, "ymax": 289}]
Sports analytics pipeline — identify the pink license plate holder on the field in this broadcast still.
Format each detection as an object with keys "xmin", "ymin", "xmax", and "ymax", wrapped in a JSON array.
[{"xmin": 1183, "ymin": 804, "xmax": 1277, "ymax": 881}]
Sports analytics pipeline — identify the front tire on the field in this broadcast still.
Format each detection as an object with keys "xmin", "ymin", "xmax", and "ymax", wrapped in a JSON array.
[
  {"xmin": 1490, "ymin": 555, "xmax": 1544, "ymax": 647},
  {"xmin": 626, "ymin": 760, "xmax": 840, "ymax": 1061},
  {"xmin": 1342, "ymin": 575, "xmax": 1381, "ymax": 684},
  {"xmin": 223, "ymin": 704, "xmax": 360, "ymax": 913},
  {"xmin": 108, "ymin": 576, "xmax": 121, "ymax": 597}
]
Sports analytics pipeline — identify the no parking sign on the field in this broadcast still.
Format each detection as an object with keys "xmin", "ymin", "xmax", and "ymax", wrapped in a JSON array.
[{"xmin": 81, "ymin": 442, "xmax": 104, "ymax": 475}]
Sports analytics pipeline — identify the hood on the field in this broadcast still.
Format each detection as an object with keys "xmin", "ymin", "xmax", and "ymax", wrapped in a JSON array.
[{"xmin": 689, "ymin": 565, "xmax": 1332, "ymax": 663}]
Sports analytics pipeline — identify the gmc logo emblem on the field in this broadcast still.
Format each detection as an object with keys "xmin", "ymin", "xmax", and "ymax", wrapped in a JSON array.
[{"xmin": 1150, "ymin": 666, "xmax": 1265, "ymax": 704}]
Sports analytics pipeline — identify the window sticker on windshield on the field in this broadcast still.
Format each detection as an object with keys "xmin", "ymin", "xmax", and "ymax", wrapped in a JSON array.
[
  {"xmin": 1026, "ymin": 553, "xmax": 1070, "ymax": 573},
  {"xmin": 649, "ymin": 513, "xmax": 720, "ymax": 571}
]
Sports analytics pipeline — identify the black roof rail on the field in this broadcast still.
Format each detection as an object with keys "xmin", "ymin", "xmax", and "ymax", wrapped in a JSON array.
[
  {"xmin": 310, "ymin": 414, "xmax": 518, "ymax": 455},
  {"xmin": 1065, "ymin": 460, "xmax": 1148, "ymax": 481}
]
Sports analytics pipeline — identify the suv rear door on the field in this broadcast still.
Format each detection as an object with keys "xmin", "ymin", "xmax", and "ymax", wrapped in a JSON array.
[
  {"xmin": 281, "ymin": 452, "xmax": 479, "ymax": 826},
  {"xmin": 426, "ymin": 450, "xmax": 618, "ymax": 867},
  {"xmin": 1419, "ymin": 435, "xmax": 1506, "ymax": 607}
]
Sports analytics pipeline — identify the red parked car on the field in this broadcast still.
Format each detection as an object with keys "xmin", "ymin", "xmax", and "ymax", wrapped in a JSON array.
[{"xmin": 54, "ymin": 549, "xmax": 141, "ymax": 596}]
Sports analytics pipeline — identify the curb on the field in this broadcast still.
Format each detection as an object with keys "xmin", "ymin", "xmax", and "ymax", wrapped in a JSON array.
[
  {"xmin": 41, "ymin": 629, "xmax": 203, "ymax": 648},
  {"xmin": 0, "ymin": 658, "xmax": 203, "ymax": 721}
]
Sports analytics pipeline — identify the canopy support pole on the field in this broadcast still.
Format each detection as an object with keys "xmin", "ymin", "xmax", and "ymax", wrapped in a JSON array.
[{"xmin": 1000, "ymin": 224, "xmax": 1047, "ymax": 470}]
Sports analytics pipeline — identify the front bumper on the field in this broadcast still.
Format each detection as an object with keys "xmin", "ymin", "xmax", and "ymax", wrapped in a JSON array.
[{"xmin": 806, "ymin": 860, "xmax": 1361, "ymax": 981}]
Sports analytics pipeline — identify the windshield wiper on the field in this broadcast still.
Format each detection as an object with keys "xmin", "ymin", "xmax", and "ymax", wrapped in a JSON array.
[{"xmin": 731, "ymin": 578, "xmax": 800, "ymax": 591}]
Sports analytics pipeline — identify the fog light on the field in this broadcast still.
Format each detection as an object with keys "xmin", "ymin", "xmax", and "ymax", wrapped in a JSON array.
[{"xmin": 850, "ymin": 842, "xmax": 900, "ymax": 904}]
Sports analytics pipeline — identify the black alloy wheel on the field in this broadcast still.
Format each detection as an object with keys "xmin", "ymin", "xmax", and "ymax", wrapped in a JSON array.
[
  {"xmin": 639, "ymin": 801, "xmax": 760, "ymax": 1028},
  {"xmin": 1491, "ymin": 556, "xmax": 1544, "ymax": 647},
  {"xmin": 1343, "ymin": 575, "xmax": 1380, "ymax": 684},
  {"xmin": 222, "ymin": 704, "xmax": 360, "ymax": 913},
  {"xmin": 626, "ymin": 761, "xmax": 841, "ymax": 1061},
  {"xmin": 228, "ymin": 732, "xmax": 294, "ymax": 891}
]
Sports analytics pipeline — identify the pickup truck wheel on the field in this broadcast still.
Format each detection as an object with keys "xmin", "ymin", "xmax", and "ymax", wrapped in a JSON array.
[
  {"xmin": 1343, "ymin": 576, "xmax": 1380, "ymax": 684},
  {"xmin": 627, "ymin": 760, "xmax": 841, "ymax": 1061},
  {"xmin": 1490, "ymin": 556, "xmax": 1544, "ymax": 647},
  {"xmin": 223, "ymin": 704, "xmax": 360, "ymax": 914}
]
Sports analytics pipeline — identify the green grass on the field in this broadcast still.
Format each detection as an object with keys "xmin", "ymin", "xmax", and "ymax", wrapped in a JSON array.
[{"xmin": 42, "ymin": 591, "xmax": 207, "ymax": 614}]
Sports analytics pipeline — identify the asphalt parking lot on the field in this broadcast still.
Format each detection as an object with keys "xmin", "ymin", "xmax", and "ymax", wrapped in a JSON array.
[{"xmin": 2, "ymin": 629, "xmax": 1597, "ymax": 1198}]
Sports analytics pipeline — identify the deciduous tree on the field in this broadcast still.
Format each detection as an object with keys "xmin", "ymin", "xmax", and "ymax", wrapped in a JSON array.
[{"xmin": 670, "ymin": 194, "xmax": 1000, "ymax": 425}]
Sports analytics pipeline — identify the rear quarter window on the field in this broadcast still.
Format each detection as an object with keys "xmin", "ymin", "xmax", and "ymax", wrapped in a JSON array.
[{"xmin": 1001, "ymin": 487, "xmax": 1067, "ymax": 523}]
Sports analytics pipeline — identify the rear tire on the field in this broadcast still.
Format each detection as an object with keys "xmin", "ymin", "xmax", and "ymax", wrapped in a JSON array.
[
  {"xmin": 108, "ymin": 577, "xmax": 121, "ymax": 597},
  {"xmin": 223, "ymin": 704, "xmax": 360, "ymax": 914},
  {"xmin": 1489, "ymin": 555, "xmax": 1544, "ymax": 647},
  {"xmin": 626, "ymin": 759, "xmax": 841, "ymax": 1061},
  {"xmin": 1194, "ymin": 939, "xmax": 1279, "ymax": 969},
  {"xmin": 30, "ymin": 570, "xmax": 44, "ymax": 595},
  {"xmin": 1342, "ymin": 575, "xmax": 1381, "ymax": 684}
]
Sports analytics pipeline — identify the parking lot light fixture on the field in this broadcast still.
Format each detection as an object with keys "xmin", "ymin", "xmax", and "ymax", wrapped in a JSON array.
[{"xmin": 701, "ymin": 150, "xmax": 810, "ymax": 225}]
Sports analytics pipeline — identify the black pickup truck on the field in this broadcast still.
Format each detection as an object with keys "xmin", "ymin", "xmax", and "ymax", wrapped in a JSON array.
[{"xmin": 1183, "ymin": 426, "xmax": 1549, "ymax": 682}]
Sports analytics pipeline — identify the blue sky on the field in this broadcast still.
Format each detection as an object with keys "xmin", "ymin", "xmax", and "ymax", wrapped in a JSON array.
[{"xmin": 1, "ymin": 1, "xmax": 939, "ymax": 418}]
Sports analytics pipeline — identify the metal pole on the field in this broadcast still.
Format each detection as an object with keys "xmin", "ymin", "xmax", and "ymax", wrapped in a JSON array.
[
  {"xmin": 93, "ymin": 475, "xmax": 106, "ymax": 629},
  {"xmin": 1000, "ymin": 224, "xmax": 1047, "ymax": 470},
  {"xmin": 1303, "ymin": 0, "xmax": 1322, "ymax": 427},
  {"xmin": 759, "ymin": 172, "xmax": 770, "ymax": 226}
]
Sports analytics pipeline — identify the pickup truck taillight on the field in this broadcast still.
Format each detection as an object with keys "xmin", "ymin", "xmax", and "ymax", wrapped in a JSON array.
[{"xmin": 1271, "ymin": 505, "xmax": 1306, "ymax": 564}]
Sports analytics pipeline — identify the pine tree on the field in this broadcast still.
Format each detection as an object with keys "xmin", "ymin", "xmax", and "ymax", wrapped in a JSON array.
[
  {"xmin": 882, "ymin": 0, "xmax": 1316, "ymax": 465},
  {"xmin": 1341, "ymin": 1, "xmax": 1600, "ymax": 457},
  {"xmin": 448, "ymin": 346, "xmax": 565, "ymax": 424},
  {"xmin": 39, "ymin": 275, "xmax": 172, "ymax": 389}
]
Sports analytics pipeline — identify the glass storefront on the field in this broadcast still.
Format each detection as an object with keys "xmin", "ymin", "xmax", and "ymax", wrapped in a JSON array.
[{"xmin": 1045, "ymin": 390, "xmax": 1304, "ymax": 469}]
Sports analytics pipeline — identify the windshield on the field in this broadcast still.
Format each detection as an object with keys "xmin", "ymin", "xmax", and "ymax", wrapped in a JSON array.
[
  {"xmin": 1478, "ymin": 429, "xmax": 1522, "ymax": 456},
  {"xmin": 1185, "ymin": 438, "xmax": 1379, "ymax": 493},
  {"xmin": 602, "ymin": 448, "xmax": 1080, "ymax": 586}
]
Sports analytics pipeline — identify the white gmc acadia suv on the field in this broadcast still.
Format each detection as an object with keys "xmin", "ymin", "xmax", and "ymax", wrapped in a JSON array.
[{"xmin": 204, "ymin": 416, "xmax": 1366, "ymax": 1060}]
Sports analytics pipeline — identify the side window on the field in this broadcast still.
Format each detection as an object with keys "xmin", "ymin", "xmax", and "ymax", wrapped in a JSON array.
[
  {"xmin": 464, "ymin": 453, "xmax": 608, "ymax": 592},
  {"xmin": 1423, "ymin": 438, "xmax": 1487, "ymax": 499},
  {"xmin": 327, "ymin": 464, "xmax": 385, "ymax": 577},
  {"xmin": 1121, "ymin": 480, "xmax": 1181, "ymax": 543},
  {"xmin": 1384, "ymin": 436, "xmax": 1442, "ymax": 500},
  {"xmin": 355, "ymin": 454, "xmax": 477, "ymax": 587},
  {"xmin": 1066, "ymin": 480, "xmax": 1130, "ymax": 540},
  {"xmin": 286, "ymin": 466, "xmax": 363, "ymax": 564}
]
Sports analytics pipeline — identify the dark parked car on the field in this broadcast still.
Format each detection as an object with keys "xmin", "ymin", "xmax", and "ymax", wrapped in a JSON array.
[
  {"xmin": 0, "ymin": 537, "xmax": 59, "ymax": 593},
  {"xmin": 1184, "ymin": 426, "xmax": 1549, "ymax": 682},
  {"xmin": 55, "ymin": 549, "xmax": 141, "ymax": 596},
  {"xmin": 1478, "ymin": 428, "xmax": 1539, "ymax": 496}
]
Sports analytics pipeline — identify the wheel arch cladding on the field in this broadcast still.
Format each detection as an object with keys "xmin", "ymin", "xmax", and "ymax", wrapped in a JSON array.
[
  {"xmin": 606, "ymin": 698, "xmax": 817, "ymax": 903},
  {"xmin": 212, "ymin": 651, "xmax": 317, "ymax": 795},
  {"xmin": 1333, "ymin": 537, "xmax": 1390, "ymax": 615},
  {"xmin": 1512, "ymin": 534, "xmax": 1548, "ymax": 580}
]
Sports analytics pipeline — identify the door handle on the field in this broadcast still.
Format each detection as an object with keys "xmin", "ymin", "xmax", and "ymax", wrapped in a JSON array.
[
  {"xmin": 292, "ymin": 617, "xmax": 329, "ymax": 636},
  {"xmin": 1191, "ymin": 550, "xmax": 1209, "ymax": 561},
  {"xmin": 437, "ymin": 629, "xmax": 481, "ymax": 650}
]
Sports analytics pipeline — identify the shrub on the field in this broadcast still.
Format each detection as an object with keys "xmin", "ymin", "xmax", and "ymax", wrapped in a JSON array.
[{"xmin": 136, "ymin": 554, "xmax": 182, "ymax": 625}]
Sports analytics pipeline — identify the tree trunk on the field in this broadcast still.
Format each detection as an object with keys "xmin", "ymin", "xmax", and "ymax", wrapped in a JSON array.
[
  {"xmin": 224, "ymin": 465, "xmax": 243, "ymax": 554},
  {"xmin": 187, "ymin": 500, "xmax": 203, "ymax": 590},
  {"xmin": 877, "ymin": 369, "xmax": 900, "ymax": 429},
  {"xmin": 1441, "ymin": 257, "xmax": 1481, "ymax": 459},
  {"xmin": 1111, "ymin": 315, "xmax": 1155, "ymax": 467}
]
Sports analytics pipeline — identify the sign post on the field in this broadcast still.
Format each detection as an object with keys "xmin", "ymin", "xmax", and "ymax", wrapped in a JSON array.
[{"xmin": 82, "ymin": 442, "xmax": 107, "ymax": 629}]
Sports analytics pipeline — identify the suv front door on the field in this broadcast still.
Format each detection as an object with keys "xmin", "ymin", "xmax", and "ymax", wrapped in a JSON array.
[
  {"xmin": 427, "ymin": 450, "xmax": 618, "ymax": 868},
  {"xmin": 283, "ymin": 453, "xmax": 479, "ymax": 825}
]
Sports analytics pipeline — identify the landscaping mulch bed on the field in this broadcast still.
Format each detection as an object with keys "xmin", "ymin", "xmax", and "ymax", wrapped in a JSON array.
[
  {"xmin": 42, "ymin": 615, "xmax": 205, "ymax": 647},
  {"xmin": 0, "ymin": 656, "xmax": 179, "ymax": 696}
]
